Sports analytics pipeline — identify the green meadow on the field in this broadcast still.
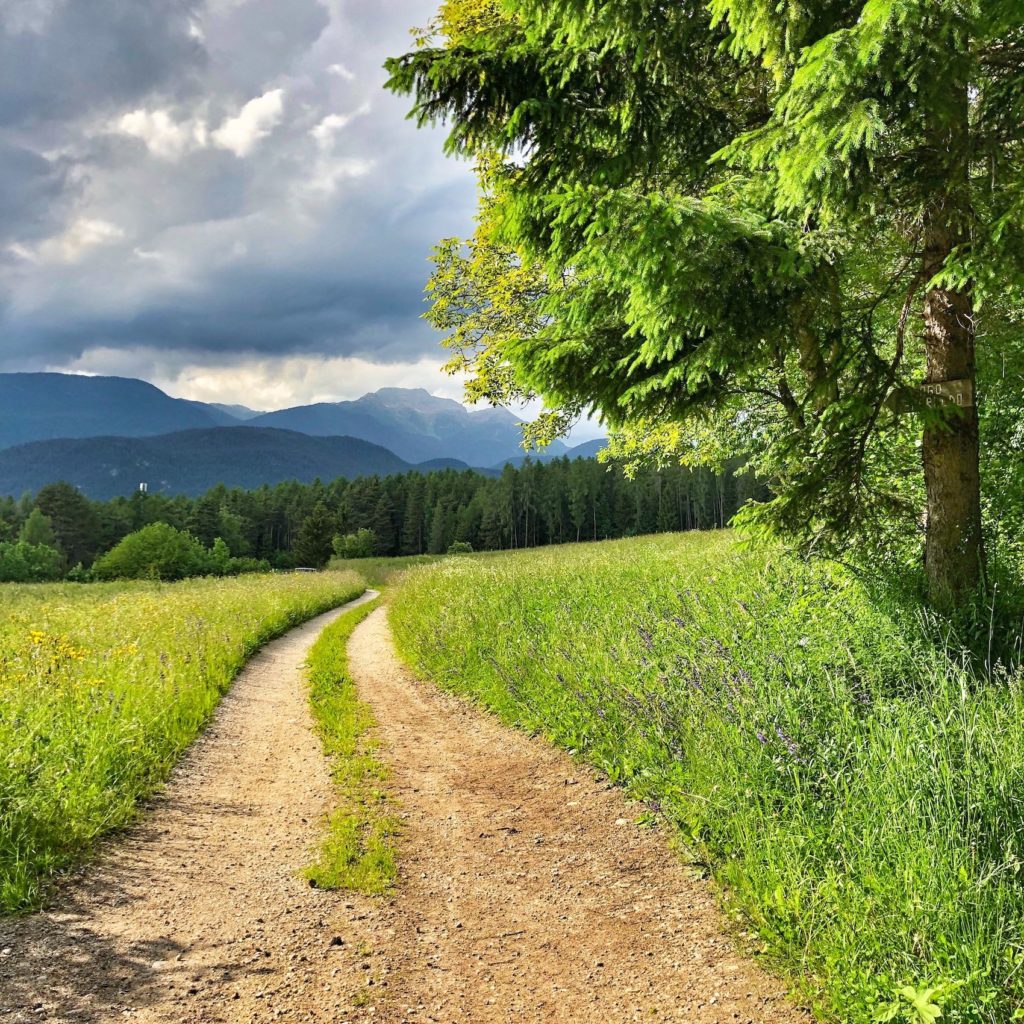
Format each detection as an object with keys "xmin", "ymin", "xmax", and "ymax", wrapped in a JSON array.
[
  {"xmin": 0, "ymin": 571, "xmax": 364, "ymax": 912},
  {"xmin": 390, "ymin": 533, "xmax": 1024, "ymax": 1024}
]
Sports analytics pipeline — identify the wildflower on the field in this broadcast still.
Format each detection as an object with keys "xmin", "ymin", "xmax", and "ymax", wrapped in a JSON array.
[{"xmin": 775, "ymin": 724, "xmax": 800, "ymax": 759}]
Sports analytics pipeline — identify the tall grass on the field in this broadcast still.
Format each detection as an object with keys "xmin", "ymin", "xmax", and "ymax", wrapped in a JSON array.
[
  {"xmin": 328, "ymin": 554, "xmax": 442, "ymax": 589},
  {"xmin": 390, "ymin": 533, "xmax": 1024, "ymax": 1024},
  {"xmin": 0, "ymin": 571, "xmax": 365, "ymax": 912}
]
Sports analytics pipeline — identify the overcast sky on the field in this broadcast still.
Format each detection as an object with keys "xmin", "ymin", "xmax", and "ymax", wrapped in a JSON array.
[{"xmin": 0, "ymin": 0, "xmax": 484, "ymax": 411}]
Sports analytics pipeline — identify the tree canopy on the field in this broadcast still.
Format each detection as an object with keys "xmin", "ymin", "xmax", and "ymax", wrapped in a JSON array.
[{"xmin": 387, "ymin": 0, "xmax": 1024, "ymax": 608}]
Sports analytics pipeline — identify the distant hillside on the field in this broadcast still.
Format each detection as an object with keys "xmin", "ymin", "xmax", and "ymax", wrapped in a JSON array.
[
  {"xmin": 495, "ymin": 437, "xmax": 607, "ymax": 469},
  {"xmin": 0, "ymin": 428, "xmax": 465, "ymax": 500},
  {"xmin": 0, "ymin": 373, "xmax": 237, "ymax": 449},
  {"xmin": 0, "ymin": 374, "xmax": 560, "ymax": 467},
  {"xmin": 251, "ymin": 388, "xmax": 567, "ymax": 466},
  {"xmin": 208, "ymin": 403, "xmax": 264, "ymax": 421}
]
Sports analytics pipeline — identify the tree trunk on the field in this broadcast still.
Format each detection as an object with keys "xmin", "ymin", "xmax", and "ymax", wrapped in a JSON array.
[{"xmin": 921, "ymin": 200, "xmax": 982, "ymax": 611}]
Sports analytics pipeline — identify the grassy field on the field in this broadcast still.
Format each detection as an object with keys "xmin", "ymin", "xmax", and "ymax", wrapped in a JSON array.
[
  {"xmin": 0, "ymin": 571, "xmax": 365, "ymax": 912},
  {"xmin": 304, "ymin": 594, "xmax": 400, "ymax": 895},
  {"xmin": 390, "ymin": 533, "xmax": 1024, "ymax": 1024},
  {"xmin": 328, "ymin": 554, "xmax": 441, "ymax": 589}
]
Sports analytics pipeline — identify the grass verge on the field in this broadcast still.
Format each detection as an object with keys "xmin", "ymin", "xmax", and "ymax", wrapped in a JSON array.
[
  {"xmin": 0, "ymin": 571, "xmax": 365, "ymax": 914},
  {"xmin": 304, "ymin": 595, "xmax": 400, "ymax": 895},
  {"xmin": 390, "ymin": 533, "xmax": 1024, "ymax": 1024},
  {"xmin": 327, "ymin": 554, "xmax": 442, "ymax": 589}
]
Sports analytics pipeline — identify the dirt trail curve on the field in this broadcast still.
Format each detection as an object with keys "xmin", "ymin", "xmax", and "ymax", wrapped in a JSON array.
[{"xmin": 0, "ymin": 600, "xmax": 807, "ymax": 1024}]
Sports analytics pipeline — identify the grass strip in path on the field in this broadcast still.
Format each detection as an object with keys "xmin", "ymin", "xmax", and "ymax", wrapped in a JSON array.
[{"xmin": 304, "ymin": 592, "xmax": 400, "ymax": 895}]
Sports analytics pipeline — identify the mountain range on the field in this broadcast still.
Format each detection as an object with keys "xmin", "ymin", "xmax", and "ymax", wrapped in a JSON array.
[
  {"xmin": 248, "ymin": 388, "xmax": 570, "ymax": 466},
  {"xmin": 0, "ymin": 373, "xmax": 604, "ymax": 498},
  {"xmin": 0, "ymin": 373, "xmax": 236, "ymax": 450},
  {"xmin": 0, "ymin": 428, "xmax": 472, "ymax": 501}
]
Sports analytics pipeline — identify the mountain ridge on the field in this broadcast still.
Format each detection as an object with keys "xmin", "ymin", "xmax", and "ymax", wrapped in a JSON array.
[
  {"xmin": 0, "ymin": 372, "xmax": 235, "ymax": 450},
  {"xmin": 0, "ymin": 372, "xmax": 605, "ymax": 497},
  {"xmin": 0, "ymin": 427, "xmax": 466, "ymax": 500},
  {"xmin": 249, "ymin": 388, "xmax": 564, "ymax": 466},
  {"xmin": 0, "ymin": 372, "xmax": 572, "ymax": 467}
]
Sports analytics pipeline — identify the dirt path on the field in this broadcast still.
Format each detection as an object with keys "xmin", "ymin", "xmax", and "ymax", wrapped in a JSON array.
[
  {"xmin": 345, "ymin": 607, "xmax": 805, "ymax": 1024},
  {"xmin": 0, "ymin": 593, "xmax": 379, "ymax": 1024},
  {"xmin": 0, "ymin": 600, "xmax": 807, "ymax": 1024}
]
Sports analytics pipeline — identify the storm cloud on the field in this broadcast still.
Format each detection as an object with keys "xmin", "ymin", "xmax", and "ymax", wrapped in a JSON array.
[{"xmin": 0, "ymin": 0, "xmax": 477, "ymax": 405}]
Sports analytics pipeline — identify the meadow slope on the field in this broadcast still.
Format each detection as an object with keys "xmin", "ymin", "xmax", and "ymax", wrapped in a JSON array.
[{"xmin": 390, "ymin": 533, "xmax": 1024, "ymax": 1024}]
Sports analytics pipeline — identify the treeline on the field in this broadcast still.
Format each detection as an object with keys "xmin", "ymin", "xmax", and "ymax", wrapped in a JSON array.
[{"xmin": 0, "ymin": 458, "xmax": 763, "ymax": 580}]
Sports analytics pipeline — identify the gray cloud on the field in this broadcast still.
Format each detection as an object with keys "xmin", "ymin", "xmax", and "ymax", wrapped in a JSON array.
[
  {"xmin": 0, "ymin": 0, "xmax": 476, "ymax": 397},
  {"xmin": 0, "ymin": 1, "xmax": 206, "ymax": 128},
  {"xmin": 0, "ymin": 140, "xmax": 73, "ymax": 246}
]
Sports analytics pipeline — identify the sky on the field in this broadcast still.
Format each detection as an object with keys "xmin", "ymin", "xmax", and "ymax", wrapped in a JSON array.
[{"xmin": 0, "ymin": 0, "xmax": 486, "ymax": 412}]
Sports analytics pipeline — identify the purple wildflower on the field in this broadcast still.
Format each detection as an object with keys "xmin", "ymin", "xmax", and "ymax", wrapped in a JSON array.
[{"xmin": 774, "ymin": 724, "xmax": 800, "ymax": 759}]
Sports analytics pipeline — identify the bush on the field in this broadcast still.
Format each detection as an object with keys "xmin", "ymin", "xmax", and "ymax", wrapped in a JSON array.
[
  {"xmin": 447, "ymin": 540, "xmax": 474, "ymax": 554},
  {"xmin": 18, "ymin": 509, "xmax": 56, "ymax": 549},
  {"xmin": 225, "ymin": 556, "xmax": 272, "ymax": 576},
  {"xmin": 92, "ymin": 524, "xmax": 209, "ymax": 581},
  {"xmin": 0, "ymin": 541, "xmax": 63, "ymax": 583},
  {"xmin": 207, "ymin": 537, "xmax": 232, "ymax": 574},
  {"xmin": 333, "ymin": 528, "xmax": 376, "ymax": 560}
]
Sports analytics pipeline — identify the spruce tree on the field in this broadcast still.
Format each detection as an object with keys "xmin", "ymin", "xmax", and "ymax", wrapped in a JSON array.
[
  {"xmin": 293, "ymin": 503, "xmax": 337, "ymax": 569},
  {"xmin": 34, "ymin": 482, "xmax": 101, "ymax": 568},
  {"xmin": 388, "ymin": 0, "xmax": 1024, "ymax": 608}
]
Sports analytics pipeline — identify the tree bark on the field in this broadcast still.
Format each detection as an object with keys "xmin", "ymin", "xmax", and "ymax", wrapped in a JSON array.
[{"xmin": 921, "ymin": 199, "xmax": 983, "ymax": 611}]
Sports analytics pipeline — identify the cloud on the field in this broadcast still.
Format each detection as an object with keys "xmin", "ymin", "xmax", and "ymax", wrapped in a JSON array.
[
  {"xmin": 0, "ymin": 0, "xmax": 478, "ymax": 406},
  {"xmin": 52, "ymin": 346, "xmax": 469, "ymax": 411},
  {"xmin": 211, "ymin": 89, "xmax": 285, "ymax": 158},
  {"xmin": 310, "ymin": 104, "xmax": 369, "ymax": 148},
  {"xmin": 0, "ymin": 1, "xmax": 206, "ymax": 127},
  {"xmin": 116, "ymin": 108, "xmax": 209, "ymax": 160},
  {"xmin": 0, "ymin": 140, "xmax": 73, "ymax": 247},
  {"xmin": 39, "ymin": 217, "xmax": 125, "ymax": 263},
  {"xmin": 3, "ymin": 0, "xmax": 62, "ymax": 36}
]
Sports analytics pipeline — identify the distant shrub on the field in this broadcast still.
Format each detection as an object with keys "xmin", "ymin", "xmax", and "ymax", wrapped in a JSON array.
[
  {"xmin": 224, "ymin": 556, "xmax": 272, "ymax": 576},
  {"xmin": 207, "ymin": 537, "xmax": 232, "ymax": 575},
  {"xmin": 92, "ymin": 524, "xmax": 209, "ymax": 581},
  {"xmin": 447, "ymin": 540, "xmax": 474, "ymax": 555},
  {"xmin": 333, "ymin": 528, "xmax": 376, "ymax": 560},
  {"xmin": 18, "ymin": 509, "xmax": 56, "ymax": 549},
  {"xmin": 0, "ymin": 541, "xmax": 63, "ymax": 583}
]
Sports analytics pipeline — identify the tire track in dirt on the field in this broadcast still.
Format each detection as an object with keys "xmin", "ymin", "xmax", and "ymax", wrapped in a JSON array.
[{"xmin": 346, "ymin": 606, "xmax": 807, "ymax": 1024}]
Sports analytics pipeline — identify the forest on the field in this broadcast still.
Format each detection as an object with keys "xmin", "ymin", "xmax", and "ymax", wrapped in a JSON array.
[{"xmin": 0, "ymin": 457, "xmax": 759, "ymax": 579}]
